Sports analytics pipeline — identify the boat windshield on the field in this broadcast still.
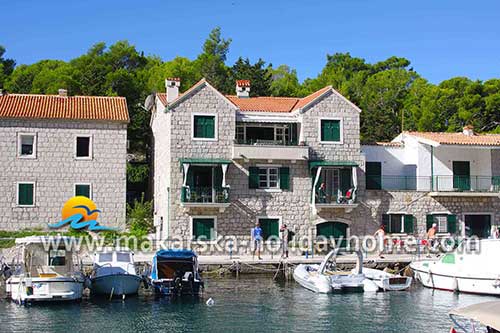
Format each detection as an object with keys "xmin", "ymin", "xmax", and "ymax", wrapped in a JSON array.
[
  {"xmin": 99, "ymin": 253, "xmax": 113, "ymax": 262},
  {"xmin": 116, "ymin": 252, "xmax": 131, "ymax": 263},
  {"xmin": 157, "ymin": 260, "xmax": 194, "ymax": 279},
  {"xmin": 49, "ymin": 249, "xmax": 66, "ymax": 266}
]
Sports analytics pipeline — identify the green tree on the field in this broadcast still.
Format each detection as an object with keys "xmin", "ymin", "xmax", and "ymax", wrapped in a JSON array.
[
  {"xmin": 196, "ymin": 27, "xmax": 231, "ymax": 91},
  {"xmin": 0, "ymin": 46, "xmax": 15, "ymax": 89},
  {"xmin": 269, "ymin": 65, "xmax": 301, "ymax": 97},
  {"xmin": 229, "ymin": 57, "xmax": 272, "ymax": 96}
]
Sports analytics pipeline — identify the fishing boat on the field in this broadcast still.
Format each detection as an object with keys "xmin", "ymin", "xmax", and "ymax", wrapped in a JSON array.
[
  {"xmin": 293, "ymin": 249, "xmax": 377, "ymax": 293},
  {"xmin": 149, "ymin": 249, "xmax": 204, "ymax": 297},
  {"xmin": 449, "ymin": 301, "xmax": 500, "ymax": 333},
  {"xmin": 5, "ymin": 236, "xmax": 85, "ymax": 304},
  {"xmin": 410, "ymin": 239, "xmax": 500, "ymax": 295},
  {"xmin": 362, "ymin": 268, "xmax": 412, "ymax": 291},
  {"xmin": 89, "ymin": 249, "xmax": 142, "ymax": 298}
]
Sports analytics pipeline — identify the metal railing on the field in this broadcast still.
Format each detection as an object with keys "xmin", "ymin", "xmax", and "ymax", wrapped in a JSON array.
[
  {"xmin": 234, "ymin": 138, "xmax": 299, "ymax": 146},
  {"xmin": 315, "ymin": 188, "xmax": 357, "ymax": 205},
  {"xmin": 366, "ymin": 175, "xmax": 500, "ymax": 192},
  {"xmin": 181, "ymin": 186, "xmax": 230, "ymax": 204}
]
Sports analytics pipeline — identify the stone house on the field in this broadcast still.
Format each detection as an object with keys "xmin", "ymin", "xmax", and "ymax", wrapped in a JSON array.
[
  {"xmin": 0, "ymin": 90, "xmax": 129, "ymax": 230},
  {"xmin": 149, "ymin": 78, "xmax": 370, "ymax": 250},
  {"xmin": 362, "ymin": 128, "xmax": 500, "ymax": 239}
]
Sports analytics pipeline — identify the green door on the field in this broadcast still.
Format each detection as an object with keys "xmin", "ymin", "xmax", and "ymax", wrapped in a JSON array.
[
  {"xmin": 316, "ymin": 222, "xmax": 348, "ymax": 248},
  {"xmin": 366, "ymin": 162, "xmax": 382, "ymax": 190},
  {"xmin": 453, "ymin": 161, "xmax": 470, "ymax": 190},
  {"xmin": 259, "ymin": 218, "xmax": 279, "ymax": 241}
]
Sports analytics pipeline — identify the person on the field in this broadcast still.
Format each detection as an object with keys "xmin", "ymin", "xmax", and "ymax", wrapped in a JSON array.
[
  {"xmin": 317, "ymin": 182, "xmax": 327, "ymax": 203},
  {"xmin": 374, "ymin": 224, "xmax": 386, "ymax": 259},
  {"xmin": 426, "ymin": 223, "xmax": 438, "ymax": 257},
  {"xmin": 280, "ymin": 224, "xmax": 289, "ymax": 259},
  {"xmin": 252, "ymin": 222, "xmax": 263, "ymax": 260}
]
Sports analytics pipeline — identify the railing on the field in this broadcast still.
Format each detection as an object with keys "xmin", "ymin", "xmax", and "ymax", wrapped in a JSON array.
[
  {"xmin": 315, "ymin": 188, "xmax": 357, "ymax": 205},
  {"xmin": 366, "ymin": 175, "xmax": 500, "ymax": 192},
  {"xmin": 181, "ymin": 186, "xmax": 230, "ymax": 204},
  {"xmin": 234, "ymin": 138, "xmax": 299, "ymax": 146}
]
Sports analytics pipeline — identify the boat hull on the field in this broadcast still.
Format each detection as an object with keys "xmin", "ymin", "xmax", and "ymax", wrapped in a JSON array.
[
  {"xmin": 6, "ymin": 276, "xmax": 84, "ymax": 303},
  {"xmin": 152, "ymin": 280, "xmax": 203, "ymax": 297},
  {"xmin": 293, "ymin": 264, "xmax": 332, "ymax": 293},
  {"xmin": 362, "ymin": 268, "xmax": 412, "ymax": 291},
  {"xmin": 91, "ymin": 274, "xmax": 142, "ymax": 296}
]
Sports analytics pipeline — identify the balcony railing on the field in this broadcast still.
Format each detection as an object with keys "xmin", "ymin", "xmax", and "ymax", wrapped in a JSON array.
[
  {"xmin": 234, "ymin": 138, "xmax": 299, "ymax": 146},
  {"xmin": 366, "ymin": 175, "xmax": 500, "ymax": 192},
  {"xmin": 181, "ymin": 186, "xmax": 230, "ymax": 204},
  {"xmin": 315, "ymin": 188, "xmax": 358, "ymax": 205}
]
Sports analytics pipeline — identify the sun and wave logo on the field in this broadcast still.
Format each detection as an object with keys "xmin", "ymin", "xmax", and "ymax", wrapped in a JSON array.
[{"xmin": 48, "ymin": 196, "xmax": 115, "ymax": 231}]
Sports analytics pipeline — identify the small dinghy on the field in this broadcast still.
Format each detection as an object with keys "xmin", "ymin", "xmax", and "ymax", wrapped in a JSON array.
[
  {"xmin": 362, "ymin": 268, "xmax": 412, "ymax": 291},
  {"xmin": 90, "ymin": 249, "xmax": 142, "ymax": 298},
  {"xmin": 294, "ymin": 249, "xmax": 375, "ymax": 293},
  {"xmin": 149, "ymin": 249, "xmax": 203, "ymax": 297}
]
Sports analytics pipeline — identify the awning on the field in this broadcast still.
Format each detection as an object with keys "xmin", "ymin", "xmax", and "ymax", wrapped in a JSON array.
[
  {"xmin": 236, "ymin": 113, "xmax": 299, "ymax": 123},
  {"xmin": 179, "ymin": 158, "xmax": 232, "ymax": 165},
  {"xmin": 309, "ymin": 160, "xmax": 358, "ymax": 169}
]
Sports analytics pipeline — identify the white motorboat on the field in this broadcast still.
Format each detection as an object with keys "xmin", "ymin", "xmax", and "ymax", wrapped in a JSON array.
[
  {"xmin": 362, "ymin": 268, "xmax": 412, "ymax": 291},
  {"xmin": 410, "ymin": 239, "xmax": 500, "ymax": 295},
  {"xmin": 293, "ymin": 249, "xmax": 376, "ymax": 293},
  {"xmin": 90, "ymin": 249, "xmax": 142, "ymax": 297},
  {"xmin": 5, "ymin": 236, "xmax": 85, "ymax": 304},
  {"xmin": 449, "ymin": 301, "xmax": 500, "ymax": 333}
]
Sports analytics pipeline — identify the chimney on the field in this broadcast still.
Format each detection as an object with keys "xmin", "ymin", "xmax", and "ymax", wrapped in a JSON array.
[
  {"xmin": 463, "ymin": 125, "xmax": 474, "ymax": 136},
  {"xmin": 58, "ymin": 89, "xmax": 68, "ymax": 97},
  {"xmin": 236, "ymin": 80, "xmax": 250, "ymax": 98},
  {"xmin": 165, "ymin": 78, "xmax": 181, "ymax": 103}
]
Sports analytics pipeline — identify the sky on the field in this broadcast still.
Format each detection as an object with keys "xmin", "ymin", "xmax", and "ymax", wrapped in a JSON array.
[{"xmin": 2, "ymin": 0, "xmax": 499, "ymax": 83}]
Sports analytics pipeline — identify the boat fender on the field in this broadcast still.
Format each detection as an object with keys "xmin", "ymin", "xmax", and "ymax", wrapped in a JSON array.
[
  {"xmin": 206, "ymin": 298, "xmax": 215, "ymax": 306},
  {"xmin": 452, "ymin": 277, "xmax": 459, "ymax": 292}
]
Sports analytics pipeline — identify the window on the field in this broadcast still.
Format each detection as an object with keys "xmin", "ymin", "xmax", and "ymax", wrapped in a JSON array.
[
  {"xmin": 426, "ymin": 214, "xmax": 457, "ymax": 234},
  {"xmin": 193, "ymin": 115, "xmax": 216, "ymax": 140},
  {"xmin": 258, "ymin": 218, "xmax": 280, "ymax": 240},
  {"xmin": 249, "ymin": 166, "xmax": 290, "ymax": 190},
  {"xmin": 382, "ymin": 214, "xmax": 415, "ymax": 234},
  {"xmin": 192, "ymin": 217, "xmax": 216, "ymax": 241},
  {"xmin": 320, "ymin": 119, "xmax": 342, "ymax": 143},
  {"xmin": 17, "ymin": 182, "xmax": 35, "ymax": 206},
  {"xmin": 99, "ymin": 253, "xmax": 113, "ymax": 262},
  {"xmin": 75, "ymin": 183, "xmax": 91, "ymax": 198},
  {"xmin": 116, "ymin": 252, "xmax": 131, "ymax": 262},
  {"xmin": 48, "ymin": 249, "xmax": 66, "ymax": 266},
  {"xmin": 75, "ymin": 136, "xmax": 91, "ymax": 158},
  {"xmin": 366, "ymin": 162, "xmax": 382, "ymax": 190},
  {"xmin": 18, "ymin": 133, "xmax": 36, "ymax": 158},
  {"xmin": 259, "ymin": 167, "xmax": 279, "ymax": 189}
]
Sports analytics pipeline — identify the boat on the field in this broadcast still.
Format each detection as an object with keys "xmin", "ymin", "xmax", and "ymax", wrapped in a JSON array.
[
  {"xmin": 362, "ymin": 267, "xmax": 412, "ymax": 291},
  {"xmin": 5, "ymin": 236, "xmax": 85, "ymax": 304},
  {"xmin": 449, "ymin": 301, "xmax": 500, "ymax": 333},
  {"xmin": 149, "ymin": 249, "xmax": 204, "ymax": 296},
  {"xmin": 410, "ymin": 239, "xmax": 500, "ymax": 295},
  {"xmin": 293, "ymin": 249, "xmax": 377, "ymax": 293},
  {"xmin": 89, "ymin": 249, "xmax": 143, "ymax": 298}
]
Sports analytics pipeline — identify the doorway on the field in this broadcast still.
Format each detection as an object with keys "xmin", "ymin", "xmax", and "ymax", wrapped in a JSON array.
[{"xmin": 464, "ymin": 214, "xmax": 491, "ymax": 238}]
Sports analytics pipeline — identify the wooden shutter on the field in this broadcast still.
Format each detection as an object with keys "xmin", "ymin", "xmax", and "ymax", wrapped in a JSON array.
[
  {"xmin": 193, "ymin": 218, "xmax": 214, "ymax": 240},
  {"xmin": 331, "ymin": 120, "xmax": 340, "ymax": 141},
  {"xmin": 279, "ymin": 167, "xmax": 290, "ymax": 190},
  {"xmin": 382, "ymin": 214, "xmax": 390, "ymax": 233},
  {"xmin": 205, "ymin": 116, "xmax": 215, "ymax": 138},
  {"xmin": 447, "ymin": 215, "xmax": 457, "ymax": 234},
  {"xmin": 426, "ymin": 215, "xmax": 434, "ymax": 231},
  {"xmin": 18, "ymin": 183, "xmax": 34, "ymax": 205},
  {"xmin": 249, "ymin": 167, "xmax": 259, "ymax": 189},
  {"xmin": 404, "ymin": 215, "xmax": 415, "ymax": 234},
  {"xmin": 321, "ymin": 120, "xmax": 340, "ymax": 141},
  {"xmin": 340, "ymin": 168, "xmax": 352, "ymax": 193}
]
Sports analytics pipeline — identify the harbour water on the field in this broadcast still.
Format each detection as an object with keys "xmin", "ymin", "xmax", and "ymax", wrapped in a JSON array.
[{"xmin": 0, "ymin": 276, "xmax": 496, "ymax": 332}]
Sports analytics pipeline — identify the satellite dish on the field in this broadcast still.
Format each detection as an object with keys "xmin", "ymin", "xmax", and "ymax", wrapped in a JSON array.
[{"xmin": 144, "ymin": 94, "xmax": 155, "ymax": 111}]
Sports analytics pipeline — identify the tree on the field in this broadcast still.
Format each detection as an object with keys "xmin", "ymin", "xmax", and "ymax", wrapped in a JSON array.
[
  {"xmin": 229, "ymin": 57, "xmax": 272, "ymax": 96},
  {"xmin": 196, "ymin": 27, "xmax": 231, "ymax": 91},
  {"xmin": 0, "ymin": 46, "xmax": 15, "ymax": 89},
  {"xmin": 269, "ymin": 65, "xmax": 301, "ymax": 97}
]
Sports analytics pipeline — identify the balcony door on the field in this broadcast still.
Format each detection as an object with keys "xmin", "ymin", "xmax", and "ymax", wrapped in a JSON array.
[
  {"xmin": 453, "ymin": 161, "xmax": 470, "ymax": 191},
  {"xmin": 187, "ymin": 166, "xmax": 220, "ymax": 202}
]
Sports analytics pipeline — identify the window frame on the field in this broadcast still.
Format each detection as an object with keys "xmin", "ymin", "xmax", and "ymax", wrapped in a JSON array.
[
  {"xmin": 256, "ymin": 216, "xmax": 282, "ymax": 243},
  {"xmin": 74, "ymin": 135, "xmax": 93, "ymax": 160},
  {"xmin": 74, "ymin": 183, "xmax": 92, "ymax": 199},
  {"xmin": 16, "ymin": 181, "xmax": 35, "ymax": 207},
  {"xmin": 318, "ymin": 117, "xmax": 343, "ymax": 144},
  {"xmin": 17, "ymin": 132, "xmax": 37, "ymax": 159},
  {"xmin": 191, "ymin": 113, "xmax": 218, "ymax": 141},
  {"xmin": 388, "ymin": 214, "xmax": 404, "ymax": 234},
  {"xmin": 190, "ymin": 216, "xmax": 217, "ymax": 243},
  {"xmin": 257, "ymin": 166, "xmax": 280, "ymax": 190}
]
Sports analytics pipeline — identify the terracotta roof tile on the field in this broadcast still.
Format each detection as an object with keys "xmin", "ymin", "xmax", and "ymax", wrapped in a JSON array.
[
  {"xmin": 0, "ymin": 94, "xmax": 129, "ymax": 122},
  {"xmin": 226, "ymin": 95, "xmax": 300, "ymax": 112},
  {"xmin": 364, "ymin": 142, "xmax": 404, "ymax": 147},
  {"xmin": 406, "ymin": 131, "xmax": 500, "ymax": 146}
]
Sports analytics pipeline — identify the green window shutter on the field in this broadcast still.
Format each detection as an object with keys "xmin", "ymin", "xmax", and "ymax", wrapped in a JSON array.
[
  {"xmin": 404, "ymin": 215, "xmax": 415, "ymax": 234},
  {"xmin": 75, "ymin": 184, "xmax": 90, "ymax": 198},
  {"xmin": 447, "ymin": 215, "xmax": 457, "ymax": 234},
  {"xmin": 249, "ymin": 167, "xmax": 259, "ymax": 189},
  {"xmin": 426, "ymin": 215, "xmax": 434, "ymax": 231},
  {"xmin": 331, "ymin": 120, "xmax": 340, "ymax": 141},
  {"xmin": 382, "ymin": 214, "xmax": 390, "ymax": 233},
  {"xmin": 214, "ymin": 166, "xmax": 223, "ymax": 187},
  {"xmin": 205, "ymin": 116, "xmax": 215, "ymax": 138},
  {"xmin": 279, "ymin": 167, "xmax": 290, "ymax": 190},
  {"xmin": 260, "ymin": 219, "xmax": 279, "ymax": 240},
  {"xmin": 366, "ymin": 162, "xmax": 382, "ymax": 190},
  {"xmin": 321, "ymin": 120, "xmax": 340, "ymax": 142},
  {"xmin": 18, "ymin": 183, "xmax": 34, "ymax": 205},
  {"xmin": 193, "ymin": 218, "xmax": 214, "ymax": 240},
  {"xmin": 339, "ymin": 168, "xmax": 352, "ymax": 193},
  {"xmin": 194, "ymin": 115, "xmax": 215, "ymax": 138}
]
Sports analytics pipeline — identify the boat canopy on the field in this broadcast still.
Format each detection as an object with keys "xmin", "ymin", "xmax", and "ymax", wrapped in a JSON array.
[
  {"xmin": 154, "ymin": 249, "xmax": 197, "ymax": 260},
  {"xmin": 450, "ymin": 301, "xmax": 500, "ymax": 330},
  {"xmin": 151, "ymin": 249, "xmax": 198, "ymax": 281}
]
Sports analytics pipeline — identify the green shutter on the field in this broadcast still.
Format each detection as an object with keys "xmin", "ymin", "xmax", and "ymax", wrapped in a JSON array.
[
  {"xmin": 279, "ymin": 167, "xmax": 290, "ymax": 190},
  {"xmin": 382, "ymin": 214, "xmax": 390, "ymax": 233},
  {"xmin": 193, "ymin": 218, "xmax": 214, "ymax": 240},
  {"xmin": 404, "ymin": 215, "xmax": 415, "ymax": 234},
  {"xmin": 321, "ymin": 120, "xmax": 340, "ymax": 142},
  {"xmin": 340, "ymin": 168, "xmax": 352, "ymax": 193},
  {"xmin": 214, "ymin": 166, "xmax": 223, "ymax": 187},
  {"xmin": 194, "ymin": 116, "xmax": 215, "ymax": 139},
  {"xmin": 331, "ymin": 120, "xmax": 340, "ymax": 141},
  {"xmin": 205, "ymin": 116, "xmax": 215, "ymax": 138},
  {"xmin": 366, "ymin": 162, "xmax": 382, "ymax": 190},
  {"xmin": 426, "ymin": 215, "xmax": 434, "ymax": 231},
  {"xmin": 260, "ymin": 219, "xmax": 279, "ymax": 240},
  {"xmin": 75, "ymin": 184, "xmax": 90, "ymax": 198},
  {"xmin": 18, "ymin": 183, "xmax": 34, "ymax": 206},
  {"xmin": 447, "ymin": 215, "xmax": 457, "ymax": 234},
  {"xmin": 249, "ymin": 167, "xmax": 259, "ymax": 189}
]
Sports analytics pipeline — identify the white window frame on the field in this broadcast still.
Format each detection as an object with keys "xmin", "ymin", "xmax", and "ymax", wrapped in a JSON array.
[
  {"xmin": 257, "ymin": 166, "xmax": 280, "ymax": 190},
  {"xmin": 17, "ymin": 133, "xmax": 37, "ymax": 159},
  {"xmin": 191, "ymin": 113, "xmax": 218, "ymax": 142},
  {"xmin": 388, "ymin": 214, "xmax": 405, "ymax": 234},
  {"xmin": 318, "ymin": 117, "xmax": 344, "ymax": 144},
  {"xmin": 255, "ymin": 216, "xmax": 283, "ymax": 244},
  {"xmin": 74, "ymin": 135, "xmax": 93, "ymax": 160},
  {"xmin": 190, "ymin": 215, "xmax": 217, "ymax": 243},
  {"xmin": 16, "ymin": 181, "xmax": 36, "ymax": 207},
  {"xmin": 74, "ymin": 183, "xmax": 92, "ymax": 199}
]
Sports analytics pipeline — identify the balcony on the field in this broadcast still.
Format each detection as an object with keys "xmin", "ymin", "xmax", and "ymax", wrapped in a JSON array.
[{"xmin": 181, "ymin": 186, "xmax": 231, "ymax": 209}]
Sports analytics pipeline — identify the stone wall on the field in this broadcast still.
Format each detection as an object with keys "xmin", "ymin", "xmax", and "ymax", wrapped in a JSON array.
[{"xmin": 0, "ymin": 119, "xmax": 127, "ymax": 230}]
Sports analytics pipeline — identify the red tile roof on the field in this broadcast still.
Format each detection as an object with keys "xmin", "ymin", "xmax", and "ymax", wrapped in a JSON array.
[
  {"xmin": 236, "ymin": 80, "xmax": 251, "ymax": 87},
  {"xmin": 405, "ymin": 131, "xmax": 500, "ymax": 146},
  {"xmin": 0, "ymin": 94, "xmax": 129, "ymax": 122},
  {"xmin": 364, "ymin": 142, "xmax": 404, "ymax": 147}
]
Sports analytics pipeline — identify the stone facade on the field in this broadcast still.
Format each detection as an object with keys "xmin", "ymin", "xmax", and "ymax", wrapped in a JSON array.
[{"xmin": 0, "ymin": 119, "xmax": 127, "ymax": 230}]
